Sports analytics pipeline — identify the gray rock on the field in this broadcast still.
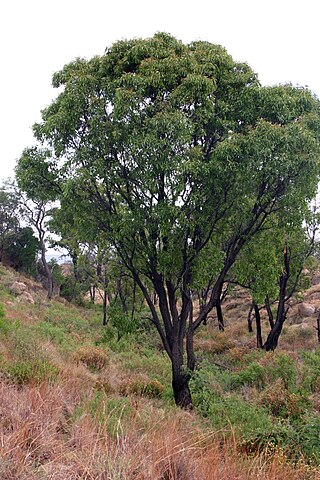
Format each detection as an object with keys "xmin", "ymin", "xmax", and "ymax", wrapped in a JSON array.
[
  {"xmin": 18, "ymin": 292, "xmax": 35, "ymax": 304},
  {"xmin": 9, "ymin": 281, "xmax": 27, "ymax": 295},
  {"xmin": 297, "ymin": 302, "xmax": 315, "ymax": 317}
]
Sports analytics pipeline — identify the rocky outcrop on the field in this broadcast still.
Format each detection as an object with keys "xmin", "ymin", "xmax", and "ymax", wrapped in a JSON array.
[
  {"xmin": 297, "ymin": 302, "xmax": 316, "ymax": 317},
  {"xmin": 9, "ymin": 281, "xmax": 27, "ymax": 295},
  {"xmin": 18, "ymin": 292, "xmax": 35, "ymax": 304}
]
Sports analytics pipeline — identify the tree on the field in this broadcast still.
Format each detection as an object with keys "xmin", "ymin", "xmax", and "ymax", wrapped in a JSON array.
[
  {"xmin": 0, "ymin": 185, "xmax": 20, "ymax": 262},
  {"xmin": 15, "ymin": 149, "xmax": 60, "ymax": 300},
  {"xmin": 232, "ymin": 210, "xmax": 318, "ymax": 350},
  {"xmin": 5, "ymin": 227, "xmax": 40, "ymax": 274},
  {"xmin": 17, "ymin": 33, "xmax": 320, "ymax": 408},
  {"xmin": 263, "ymin": 218, "xmax": 318, "ymax": 351}
]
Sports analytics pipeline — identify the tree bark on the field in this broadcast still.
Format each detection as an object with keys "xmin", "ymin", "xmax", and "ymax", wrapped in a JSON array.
[
  {"xmin": 102, "ymin": 272, "xmax": 109, "ymax": 326},
  {"xmin": 264, "ymin": 245, "xmax": 289, "ymax": 351},
  {"xmin": 316, "ymin": 312, "xmax": 320, "ymax": 343},
  {"xmin": 265, "ymin": 294, "xmax": 275, "ymax": 329},
  {"xmin": 247, "ymin": 303, "xmax": 254, "ymax": 333},
  {"xmin": 253, "ymin": 302, "xmax": 263, "ymax": 348},
  {"xmin": 216, "ymin": 299, "xmax": 225, "ymax": 331},
  {"xmin": 40, "ymin": 241, "xmax": 53, "ymax": 300},
  {"xmin": 171, "ymin": 349, "xmax": 193, "ymax": 409}
]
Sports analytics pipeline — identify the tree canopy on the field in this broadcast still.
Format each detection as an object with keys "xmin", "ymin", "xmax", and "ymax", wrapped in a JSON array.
[{"xmin": 16, "ymin": 33, "xmax": 320, "ymax": 407}]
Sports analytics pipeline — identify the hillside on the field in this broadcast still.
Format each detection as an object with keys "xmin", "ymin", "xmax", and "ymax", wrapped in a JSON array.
[{"xmin": 0, "ymin": 264, "xmax": 319, "ymax": 479}]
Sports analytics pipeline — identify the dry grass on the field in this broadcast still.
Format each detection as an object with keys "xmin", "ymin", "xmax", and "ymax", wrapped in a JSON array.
[{"xmin": 0, "ymin": 379, "xmax": 317, "ymax": 479}]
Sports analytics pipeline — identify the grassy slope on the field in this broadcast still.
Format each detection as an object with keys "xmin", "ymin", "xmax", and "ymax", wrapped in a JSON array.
[{"xmin": 0, "ymin": 264, "xmax": 319, "ymax": 479}]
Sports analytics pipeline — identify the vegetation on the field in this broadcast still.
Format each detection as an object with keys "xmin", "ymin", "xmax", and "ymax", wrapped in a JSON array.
[
  {"xmin": 0, "ymin": 266, "xmax": 319, "ymax": 478},
  {"xmin": 1, "ymin": 32, "xmax": 320, "ymax": 477},
  {"xmin": 15, "ymin": 33, "xmax": 320, "ymax": 408}
]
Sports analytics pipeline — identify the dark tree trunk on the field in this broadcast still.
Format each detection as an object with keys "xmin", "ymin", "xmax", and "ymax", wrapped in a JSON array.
[
  {"xmin": 253, "ymin": 302, "xmax": 263, "ymax": 348},
  {"xmin": 247, "ymin": 303, "xmax": 254, "ymax": 333},
  {"xmin": 171, "ymin": 347, "xmax": 193, "ymax": 409},
  {"xmin": 172, "ymin": 371, "xmax": 193, "ymax": 409},
  {"xmin": 216, "ymin": 300, "xmax": 225, "ymax": 331},
  {"xmin": 316, "ymin": 312, "xmax": 320, "ymax": 343},
  {"xmin": 215, "ymin": 283, "xmax": 225, "ymax": 331},
  {"xmin": 102, "ymin": 272, "xmax": 109, "ymax": 326},
  {"xmin": 103, "ymin": 290, "xmax": 107, "ymax": 326},
  {"xmin": 265, "ymin": 294, "xmax": 275, "ymax": 329},
  {"xmin": 264, "ymin": 245, "xmax": 289, "ymax": 351}
]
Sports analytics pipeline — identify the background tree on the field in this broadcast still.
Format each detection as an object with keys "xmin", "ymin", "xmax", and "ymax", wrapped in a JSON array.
[
  {"xmin": 17, "ymin": 33, "xmax": 320, "ymax": 408},
  {"xmin": 5, "ymin": 227, "xmax": 40, "ymax": 274},
  {"xmin": 0, "ymin": 185, "xmax": 20, "ymax": 263},
  {"xmin": 15, "ymin": 148, "xmax": 61, "ymax": 300}
]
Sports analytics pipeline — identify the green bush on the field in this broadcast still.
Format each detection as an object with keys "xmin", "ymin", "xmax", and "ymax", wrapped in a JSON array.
[
  {"xmin": 229, "ymin": 362, "xmax": 265, "ymax": 390},
  {"xmin": 275, "ymin": 353, "xmax": 297, "ymax": 390},
  {"xmin": 0, "ymin": 303, "xmax": 11, "ymax": 335},
  {"xmin": 37, "ymin": 321, "xmax": 67, "ymax": 346},
  {"xmin": 243, "ymin": 416, "xmax": 320, "ymax": 465},
  {"xmin": 84, "ymin": 393, "xmax": 136, "ymax": 436},
  {"xmin": 108, "ymin": 300, "xmax": 140, "ymax": 341},
  {"xmin": 5, "ymin": 359, "xmax": 59, "ymax": 385}
]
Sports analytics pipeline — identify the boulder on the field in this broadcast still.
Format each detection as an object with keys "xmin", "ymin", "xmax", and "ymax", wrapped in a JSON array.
[
  {"xmin": 18, "ymin": 292, "xmax": 35, "ymax": 304},
  {"xmin": 297, "ymin": 302, "xmax": 315, "ymax": 317},
  {"xmin": 9, "ymin": 281, "xmax": 27, "ymax": 295}
]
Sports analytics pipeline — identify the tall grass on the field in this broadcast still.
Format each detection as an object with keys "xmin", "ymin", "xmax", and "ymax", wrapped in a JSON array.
[{"xmin": 0, "ymin": 380, "xmax": 318, "ymax": 479}]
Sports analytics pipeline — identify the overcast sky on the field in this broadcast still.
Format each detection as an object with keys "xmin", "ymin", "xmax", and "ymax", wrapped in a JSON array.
[{"xmin": 1, "ymin": 0, "xmax": 320, "ymax": 183}]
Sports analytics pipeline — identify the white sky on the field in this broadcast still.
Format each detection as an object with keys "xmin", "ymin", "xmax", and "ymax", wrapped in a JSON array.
[{"xmin": 1, "ymin": 0, "xmax": 320, "ymax": 182}]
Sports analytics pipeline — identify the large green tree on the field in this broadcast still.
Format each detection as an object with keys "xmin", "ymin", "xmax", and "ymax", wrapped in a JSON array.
[{"xmin": 17, "ymin": 33, "xmax": 320, "ymax": 408}]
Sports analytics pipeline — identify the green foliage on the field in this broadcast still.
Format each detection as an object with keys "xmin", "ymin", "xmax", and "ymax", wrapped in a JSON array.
[
  {"xmin": 243, "ymin": 416, "xmax": 320, "ymax": 464},
  {"xmin": 0, "ymin": 304, "xmax": 19, "ymax": 335},
  {"xmin": 193, "ymin": 384, "xmax": 273, "ymax": 438},
  {"xmin": 108, "ymin": 299, "xmax": 140, "ymax": 340},
  {"xmin": 85, "ymin": 393, "xmax": 136, "ymax": 436},
  {"xmin": 16, "ymin": 33, "xmax": 320, "ymax": 407},
  {"xmin": 5, "ymin": 358, "xmax": 59, "ymax": 385},
  {"xmin": 267, "ymin": 352, "xmax": 297, "ymax": 391},
  {"xmin": 37, "ymin": 320, "xmax": 68, "ymax": 346},
  {"xmin": 229, "ymin": 362, "xmax": 265, "ymax": 390},
  {"xmin": 59, "ymin": 275, "xmax": 84, "ymax": 303},
  {"xmin": 5, "ymin": 227, "xmax": 39, "ymax": 274}
]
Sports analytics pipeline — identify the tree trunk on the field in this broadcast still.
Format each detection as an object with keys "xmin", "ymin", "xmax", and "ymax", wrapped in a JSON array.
[
  {"xmin": 216, "ymin": 300, "xmax": 225, "ymax": 331},
  {"xmin": 253, "ymin": 302, "xmax": 263, "ymax": 348},
  {"xmin": 264, "ymin": 245, "xmax": 289, "ymax": 351},
  {"xmin": 102, "ymin": 272, "xmax": 109, "ymax": 326},
  {"xmin": 215, "ymin": 283, "xmax": 225, "ymax": 331},
  {"xmin": 40, "ymin": 242, "xmax": 53, "ymax": 300},
  {"xmin": 89, "ymin": 285, "xmax": 95, "ymax": 304},
  {"xmin": 316, "ymin": 312, "xmax": 320, "ymax": 343},
  {"xmin": 171, "ymin": 353, "xmax": 193, "ymax": 409},
  {"xmin": 247, "ymin": 303, "xmax": 254, "ymax": 333},
  {"xmin": 265, "ymin": 294, "xmax": 275, "ymax": 329}
]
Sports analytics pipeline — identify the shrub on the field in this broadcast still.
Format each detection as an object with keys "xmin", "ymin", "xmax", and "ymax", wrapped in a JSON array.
[
  {"xmin": 261, "ymin": 352, "xmax": 298, "ymax": 391},
  {"xmin": 5, "ymin": 358, "xmax": 59, "ymax": 385},
  {"xmin": 74, "ymin": 345, "xmax": 108, "ymax": 370},
  {"xmin": 0, "ymin": 303, "xmax": 11, "ymax": 335},
  {"xmin": 229, "ymin": 362, "xmax": 265, "ymax": 390},
  {"xmin": 119, "ymin": 374, "xmax": 164, "ymax": 398},
  {"xmin": 37, "ymin": 321, "xmax": 67, "ymax": 346},
  {"xmin": 258, "ymin": 378, "xmax": 305, "ymax": 419}
]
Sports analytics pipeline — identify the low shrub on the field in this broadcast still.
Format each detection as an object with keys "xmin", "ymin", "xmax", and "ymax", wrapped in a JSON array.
[
  {"xmin": 258, "ymin": 378, "xmax": 305, "ymax": 419},
  {"xmin": 74, "ymin": 345, "xmax": 108, "ymax": 370},
  {"xmin": 5, "ymin": 358, "xmax": 59, "ymax": 385},
  {"xmin": 229, "ymin": 362, "xmax": 265, "ymax": 390},
  {"xmin": 119, "ymin": 374, "xmax": 164, "ymax": 398}
]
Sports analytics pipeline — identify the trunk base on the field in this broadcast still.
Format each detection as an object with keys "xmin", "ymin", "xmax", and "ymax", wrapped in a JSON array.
[{"xmin": 172, "ymin": 375, "xmax": 193, "ymax": 410}]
